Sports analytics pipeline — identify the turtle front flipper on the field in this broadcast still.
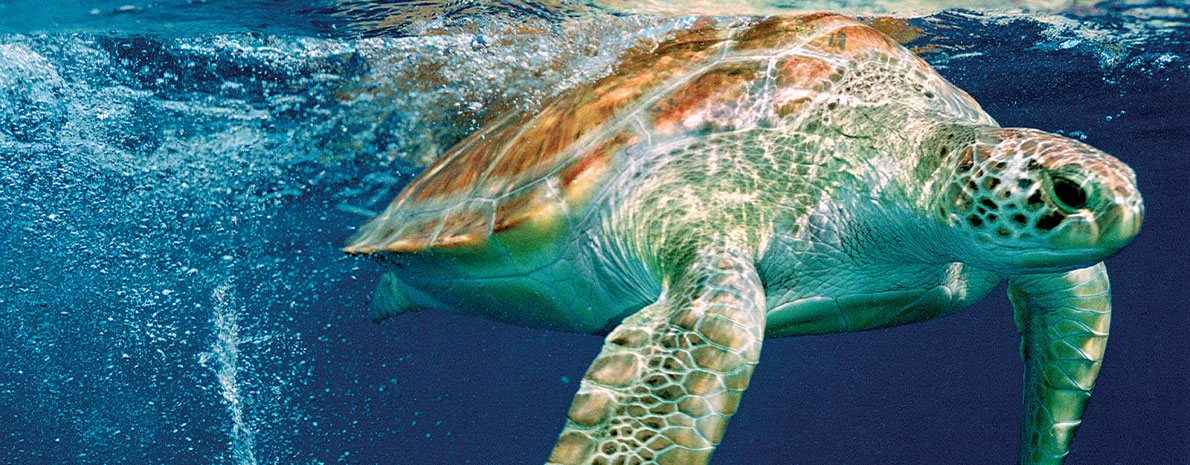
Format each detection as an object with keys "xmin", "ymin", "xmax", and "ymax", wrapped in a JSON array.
[
  {"xmin": 548, "ymin": 245, "xmax": 766, "ymax": 465},
  {"xmin": 1009, "ymin": 263, "xmax": 1111, "ymax": 465}
]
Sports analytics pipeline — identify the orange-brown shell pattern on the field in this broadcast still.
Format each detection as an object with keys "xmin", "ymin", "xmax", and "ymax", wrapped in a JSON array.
[{"xmin": 344, "ymin": 13, "xmax": 981, "ymax": 254}]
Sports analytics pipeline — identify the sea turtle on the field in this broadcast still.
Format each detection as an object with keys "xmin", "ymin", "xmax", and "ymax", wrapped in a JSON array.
[{"xmin": 343, "ymin": 13, "xmax": 1143, "ymax": 465}]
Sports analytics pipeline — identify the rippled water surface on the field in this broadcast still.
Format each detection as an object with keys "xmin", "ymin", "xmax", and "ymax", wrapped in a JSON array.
[{"xmin": 1, "ymin": 1, "xmax": 1187, "ymax": 464}]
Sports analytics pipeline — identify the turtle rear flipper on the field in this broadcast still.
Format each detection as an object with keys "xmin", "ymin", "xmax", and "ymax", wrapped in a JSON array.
[
  {"xmin": 1009, "ymin": 263, "xmax": 1111, "ymax": 465},
  {"xmin": 549, "ymin": 244, "xmax": 765, "ymax": 465},
  {"xmin": 370, "ymin": 272, "xmax": 432, "ymax": 323}
]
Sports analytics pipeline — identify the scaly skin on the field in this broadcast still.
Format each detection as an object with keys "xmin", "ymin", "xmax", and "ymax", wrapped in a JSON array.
[
  {"xmin": 1010, "ymin": 264, "xmax": 1111, "ymax": 465},
  {"xmin": 549, "ymin": 243, "xmax": 766, "ymax": 465}
]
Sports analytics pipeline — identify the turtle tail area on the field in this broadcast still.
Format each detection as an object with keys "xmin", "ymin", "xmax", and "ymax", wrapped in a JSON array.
[{"xmin": 369, "ymin": 272, "xmax": 429, "ymax": 323}]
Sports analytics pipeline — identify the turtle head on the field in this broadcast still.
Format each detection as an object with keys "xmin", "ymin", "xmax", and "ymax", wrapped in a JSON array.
[{"xmin": 933, "ymin": 127, "xmax": 1143, "ymax": 272}]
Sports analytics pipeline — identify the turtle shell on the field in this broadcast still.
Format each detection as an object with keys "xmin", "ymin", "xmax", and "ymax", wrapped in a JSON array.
[{"xmin": 344, "ymin": 13, "xmax": 985, "ymax": 254}]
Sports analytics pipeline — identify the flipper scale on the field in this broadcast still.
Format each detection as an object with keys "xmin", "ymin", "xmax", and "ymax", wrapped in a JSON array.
[
  {"xmin": 548, "ymin": 244, "xmax": 765, "ymax": 465},
  {"xmin": 1009, "ymin": 263, "xmax": 1111, "ymax": 465}
]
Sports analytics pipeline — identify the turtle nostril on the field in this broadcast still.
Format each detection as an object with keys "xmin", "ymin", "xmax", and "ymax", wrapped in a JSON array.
[{"xmin": 1051, "ymin": 176, "xmax": 1088, "ymax": 211}]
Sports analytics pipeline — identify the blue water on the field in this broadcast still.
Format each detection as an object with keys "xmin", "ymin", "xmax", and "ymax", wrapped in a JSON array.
[{"xmin": 1, "ymin": 2, "xmax": 1187, "ymax": 464}]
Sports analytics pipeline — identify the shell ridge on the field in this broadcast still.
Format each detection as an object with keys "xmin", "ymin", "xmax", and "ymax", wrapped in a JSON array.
[
  {"xmin": 474, "ymin": 110, "xmax": 544, "ymax": 187},
  {"xmin": 519, "ymin": 56, "xmax": 734, "ymax": 218},
  {"xmin": 398, "ymin": 110, "xmax": 521, "ymax": 206},
  {"xmin": 631, "ymin": 114, "xmax": 652, "ymax": 146},
  {"xmin": 547, "ymin": 51, "xmax": 731, "ymax": 167},
  {"xmin": 425, "ymin": 205, "xmax": 454, "ymax": 246},
  {"xmin": 349, "ymin": 111, "xmax": 526, "ymax": 253},
  {"xmin": 762, "ymin": 56, "xmax": 777, "ymax": 106},
  {"xmin": 476, "ymin": 197, "xmax": 497, "ymax": 238},
  {"xmin": 545, "ymin": 177, "xmax": 572, "ymax": 223}
]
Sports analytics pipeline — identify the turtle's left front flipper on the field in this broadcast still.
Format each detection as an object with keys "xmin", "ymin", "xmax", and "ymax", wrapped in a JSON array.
[
  {"xmin": 548, "ymin": 245, "xmax": 766, "ymax": 465},
  {"xmin": 1009, "ymin": 262, "xmax": 1112, "ymax": 465}
]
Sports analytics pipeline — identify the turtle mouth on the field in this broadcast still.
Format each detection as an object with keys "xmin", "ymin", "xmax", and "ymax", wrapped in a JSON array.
[
  {"xmin": 1040, "ymin": 199, "xmax": 1143, "ymax": 249},
  {"xmin": 996, "ymin": 205, "xmax": 1140, "ymax": 271},
  {"xmin": 1091, "ymin": 200, "xmax": 1144, "ymax": 250},
  {"xmin": 1002, "ymin": 246, "xmax": 1120, "ymax": 271}
]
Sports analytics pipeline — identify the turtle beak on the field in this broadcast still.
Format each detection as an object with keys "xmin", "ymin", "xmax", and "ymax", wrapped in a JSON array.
[
  {"xmin": 1045, "ymin": 179, "xmax": 1143, "ymax": 260},
  {"xmin": 1043, "ymin": 185, "xmax": 1143, "ymax": 260},
  {"xmin": 1094, "ymin": 197, "xmax": 1143, "ymax": 251}
]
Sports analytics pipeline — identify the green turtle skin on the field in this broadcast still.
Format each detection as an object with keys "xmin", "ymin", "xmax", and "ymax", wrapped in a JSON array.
[{"xmin": 345, "ymin": 14, "xmax": 1143, "ymax": 465}]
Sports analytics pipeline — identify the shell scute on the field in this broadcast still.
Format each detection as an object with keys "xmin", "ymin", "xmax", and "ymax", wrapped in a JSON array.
[
  {"xmin": 806, "ymin": 24, "xmax": 902, "ymax": 57},
  {"xmin": 493, "ymin": 182, "xmax": 554, "ymax": 234},
  {"xmin": 648, "ymin": 61, "xmax": 763, "ymax": 135},
  {"xmin": 403, "ymin": 112, "xmax": 528, "ymax": 204},
  {"xmin": 431, "ymin": 199, "xmax": 495, "ymax": 248},
  {"xmin": 484, "ymin": 90, "xmax": 624, "ymax": 187},
  {"xmin": 559, "ymin": 130, "xmax": 639, "ymax": 202},
  {"xmin": 772, "ymin": 56, "xmax": 840, "ymax": 117},
  {"xmin": 731, "ymin": 14, "xmax": 855, "ymax": 51},
  {"xmin": 474, "ymin": 26, "xmax": 729, "ymax": 193},
  {"xmin": 665, "ymin": 18, "xmax": 729, "ymax": 47},
  {"xmin": 380, "ymin": 212, "xmax": 439, "ymax": 252},
  {"xmin": 620, "ymin": 18, "xmax": 733, "ymax": 69}
]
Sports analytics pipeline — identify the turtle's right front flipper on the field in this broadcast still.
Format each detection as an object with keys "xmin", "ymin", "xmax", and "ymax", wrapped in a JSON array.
[
  {"xmin": 1009, "ymin": 263, "xmax": 1112, "ymax": 465},
  {"xmin": 548, "ymin": 245, "xmax": 766, "ymax": 465}
]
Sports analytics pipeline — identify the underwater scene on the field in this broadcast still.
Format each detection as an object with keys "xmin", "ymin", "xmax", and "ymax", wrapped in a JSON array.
[{"xmin": 1, "ymin": 0, "xmax": 1187, "ymax": 464}]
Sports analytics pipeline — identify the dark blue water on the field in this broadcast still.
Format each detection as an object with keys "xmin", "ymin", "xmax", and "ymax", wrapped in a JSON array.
[{"xmin": 1, "ymin": 2, "xmax": 1187, "ymax": 464}]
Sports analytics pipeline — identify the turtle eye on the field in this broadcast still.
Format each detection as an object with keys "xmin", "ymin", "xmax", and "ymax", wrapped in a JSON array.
[{"xmin": 1050, "ymin": 175, "xmax": 1088, "ymax": 212}]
